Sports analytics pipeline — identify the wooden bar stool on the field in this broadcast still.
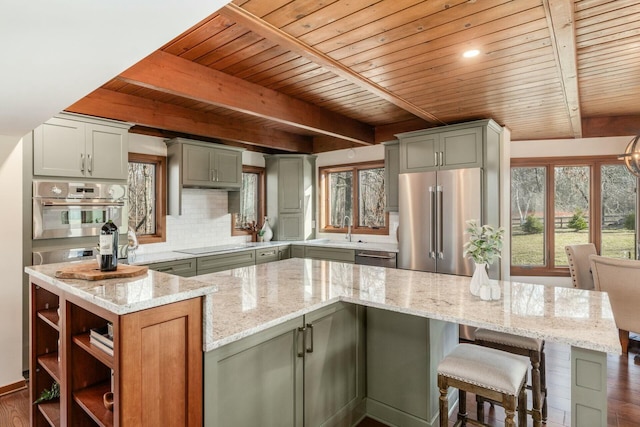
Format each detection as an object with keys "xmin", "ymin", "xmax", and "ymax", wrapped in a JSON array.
[
  {"xmin": 474, "ymin": 329, "xmax": 547, "ymax": 425},
  {"xmin": 438, "ymin": 343, "xmax": 528, "ymax": 427}
]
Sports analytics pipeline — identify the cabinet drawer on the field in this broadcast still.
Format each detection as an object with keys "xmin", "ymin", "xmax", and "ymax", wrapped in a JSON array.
[
  {"xmin": 304, "ymin": 247, "xmax": 355, "ymax": 263},
  {"xmin": 147, "ymin": 258, "xmax": 197, "ymax": 277},
  {"xmin": 256, "ymin": 247, "xmax": 279, "ymax": 264},
  {"xmin": 197, "ymin": 250, "xmax": 256, "ymax": 274}
]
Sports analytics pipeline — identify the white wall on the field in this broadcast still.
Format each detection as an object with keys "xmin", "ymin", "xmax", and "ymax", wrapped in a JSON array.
[{"xmin": 0, "ymin": 134, "xmax": 25, "ymax": 388}]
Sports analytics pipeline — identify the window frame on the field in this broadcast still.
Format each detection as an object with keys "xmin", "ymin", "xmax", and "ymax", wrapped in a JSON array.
[
  {"xmin": 231, "ymin": 165, "xmax": 266, "ymax": 237},
  {"xmin": 128, "ymin": 152, "xmax": 166, "ymax": 244},
  {"xmin": 510, "ymin": 155, "xmax": 630, "ymax": 276},
  {"xmin": 319, "ymin": 160, "xmax": 389, "ymax": 235}
]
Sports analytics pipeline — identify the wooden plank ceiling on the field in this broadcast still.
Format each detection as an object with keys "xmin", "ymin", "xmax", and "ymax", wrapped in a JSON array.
[{"xmin": 67, "ymin": 0, "xmax": 640, "ymax": 154}]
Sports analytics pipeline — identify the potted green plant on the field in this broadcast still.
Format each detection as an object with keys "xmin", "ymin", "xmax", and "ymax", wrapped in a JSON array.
[{"xmin": 463, "ymin": 219, "xmax": 505, "ymax": 300}]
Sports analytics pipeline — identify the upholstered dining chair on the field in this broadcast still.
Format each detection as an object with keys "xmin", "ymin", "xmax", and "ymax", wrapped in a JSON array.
[
  {"xmin": 589, "ymin": 255, "xmax": 640, "ymax": 354},
  {"xmin": 565, "ymin": 243, "xmax": 597, "ymax": 289}
]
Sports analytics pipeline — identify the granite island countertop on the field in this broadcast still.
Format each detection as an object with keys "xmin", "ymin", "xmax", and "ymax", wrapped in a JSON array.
[
  {"xmin": 26, "ymin": 258, "xmax": 621, "ymax": 355},
  {"xmin": 198, "ymin": 258, "xmax": 621, "ymax": 354},
  {"xmin": 24, "ymin": 261, "xmax": 241, "ymax": 315}
]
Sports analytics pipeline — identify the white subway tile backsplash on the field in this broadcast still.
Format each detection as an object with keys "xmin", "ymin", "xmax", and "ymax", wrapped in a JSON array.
[{"xmin": 138, "ymin": 189, "xmax": 248, "ymax": 254}]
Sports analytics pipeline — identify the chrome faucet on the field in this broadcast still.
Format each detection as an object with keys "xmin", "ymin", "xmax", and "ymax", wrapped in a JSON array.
[{"xmin": 343, "ymin": 215, "xmax": 352, "ymax": 242}]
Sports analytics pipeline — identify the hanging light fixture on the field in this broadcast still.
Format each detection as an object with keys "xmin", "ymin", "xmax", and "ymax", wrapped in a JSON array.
[{"xmin": 620, "ymin": 135, "xmax": 640, "ymax": 177}]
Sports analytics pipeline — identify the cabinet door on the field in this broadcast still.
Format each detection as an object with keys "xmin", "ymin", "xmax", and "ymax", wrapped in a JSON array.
[
  {"xmin": 384, "ymin": 142, "xmax": 399, "ymax": 212},
  {"xmin": 279, "ymin": 213, "xmax": 304, "ymax": 241},
  {"xmin": 196, "ymin": 250, "xmax": 255, "ymax": 275},
  {"xmin": 213, "ymin": 148, "xmax": 242, "ymax": 188},
  {"xmin": 399, "ymin": 133, "xmax": 439, "ymax": 173},
  {"xmin": 440, "ymin": 126, "xmax": 483, "ymax": 170},
  {"xmin": 33, "ymin": 117, "xmax": 85, "ymax": 177},
  {"xmin": 147, "ymin": 258, "xmax": 197, "ymax": 277},
  {"xmin": 278, "ymin": 245, "xmax": 291, "ymax": 260},
  {"xmin": 182, "ymin": 143, "xmax": 215, "ymax": 186},
  {"xmin": 120, "ymin": 297, "xmax": 203, "ymax": 427},
  {"xmin": 304, "ymin": 303, "xmax": 365, "ymax": 427},
  {"xmin": 279, "ymin": 157, "xmax": 303, "ymax": 213},
  {"xmin": 256, "ymin": 247, "xmax": 279, "ymax": 264},
  {"xmin": 85, "ymin": 123, "xmax": 128, "ymax": 179},
  {"xmin": 204, "ymin": 317, "xmax": 304, "ymax": 427},
  {"xmin": 304, "ymin": 246, "xmax": 355, "ymax": 263}
]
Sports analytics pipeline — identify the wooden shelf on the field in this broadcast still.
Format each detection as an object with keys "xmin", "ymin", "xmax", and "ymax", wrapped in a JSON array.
[
  {"xmin": 38, "ymin": 400, "xmax": 61, "ymax": 427},
  {"xmin": 37, "ymin": 308, "xmax": 60, "ymax": 331},
  {"xmin": 37, "ymin": 353, "xmax": 61, "ymax": 383},
  {"xmin": 73, "ymin": 333, "xmax": 114, "ymax": 369},
  {"xmin": 73, "ymin": 381, "xmax": 113, "ymax": 427}
]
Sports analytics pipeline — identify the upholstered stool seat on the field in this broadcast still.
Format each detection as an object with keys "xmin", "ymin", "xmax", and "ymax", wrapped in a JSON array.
[
  {"xmin": 438, "ymin": 343, "xmax": 528, "ymax": 427},
  {"xmin": 474, "ymin": 329, "xmax": 547, "ymax": 424}
]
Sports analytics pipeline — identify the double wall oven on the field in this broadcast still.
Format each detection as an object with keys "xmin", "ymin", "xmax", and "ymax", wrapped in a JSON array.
[{"xmin": 32, "ymin": 180, "xmax": 127, "ymax": 264}]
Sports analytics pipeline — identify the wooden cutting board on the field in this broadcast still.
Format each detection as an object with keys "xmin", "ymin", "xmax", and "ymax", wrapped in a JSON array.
[{"xmin": 55, "ymin": 263, "xmax": 148, "ymax": 281}]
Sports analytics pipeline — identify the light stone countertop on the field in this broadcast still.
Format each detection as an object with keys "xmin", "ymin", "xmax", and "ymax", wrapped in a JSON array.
[
  {"xmin": 26, "ymin": 257, "xmax": 620, "ymax": 355},
  {"xmin": 25, "ymin": 262, "xmax": 241, "ymax": 315},
  {"xmin": 127, "ymin": 240, "xmax": 398, "ymax": 266},
  {"xmin": 197, "ymin": 258, "xmax": 621, "ymax": 354}
]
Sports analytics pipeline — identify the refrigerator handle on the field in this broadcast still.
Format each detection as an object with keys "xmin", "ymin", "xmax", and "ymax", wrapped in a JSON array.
[
  {"xmin": 437, "ymin": 185, "xmax": 444, "ymax": 259},
  {"xmin": 429, "ymin": 186, "xmax": 436, "ymax": 259}
]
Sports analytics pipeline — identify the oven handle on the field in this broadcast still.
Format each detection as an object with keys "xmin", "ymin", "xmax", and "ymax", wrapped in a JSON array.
[{"xmin": 40, "ymin": 200, "xmax": 125, "ymax": 207}]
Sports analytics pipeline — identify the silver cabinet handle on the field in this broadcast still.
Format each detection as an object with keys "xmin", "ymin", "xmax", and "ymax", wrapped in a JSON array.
[
  {"xmin": 216, "ymin": 169, "xmax": 219, "ymax": 181},
  {"xmin": 439, "ymin": 151, "xmax": 443, "ymax": 167},
  {"xmin": 434, "ymin": 152, "xmax": 438, "ymax": 167},
  {"xmin": 156, "ymin": 267, "xmax": 174, "ymax": 272},
  {"xmin": 437, "ymin": 185, "xmax": 444, "ymax": 258},
  {"xmin": 87, "ymin": 154, "xmax": 92, "ymax": 174},
  {"xmin": 80, "ymin": 153, "xmax": 85, "ymax": 172},
  {"xmin": 260, "ymin": 251, "xmax": 276, "ymax": 256},
  {"xmin": 305, "ymin": 323, "xmax": 314, "ymax": 353},
  {"xmin": 297, "ymin": 326, "xmax": 306, "ymax": 358},
  {"xmin": 429, "ymin": 186, "xmax": 436, "ymax": 259}
]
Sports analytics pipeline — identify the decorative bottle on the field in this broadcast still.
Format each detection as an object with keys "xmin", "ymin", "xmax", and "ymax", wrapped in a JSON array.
[
  {"xmin": 99, "ymin": 220, "xmax": 119, "ymax": 271},
  {"xmin": 261, "ymin": 217, "xmax": 273, "ymax": 242}
]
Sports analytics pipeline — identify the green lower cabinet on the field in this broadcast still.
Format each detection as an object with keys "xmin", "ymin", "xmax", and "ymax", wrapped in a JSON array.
[
  {"xmin": 196, "ymin": 250, "xmax": 256, "ymax": 275},
  {"xmin": 204, "ymin": 303, "xmax": 365, "ymax": 427},
  {"xmin": 146, "ymin": 258, "xmax": 197, "ymax": 277},
  {"xmin": 365, "ymin": 308, "xmax": 458, "ymax": 427}
]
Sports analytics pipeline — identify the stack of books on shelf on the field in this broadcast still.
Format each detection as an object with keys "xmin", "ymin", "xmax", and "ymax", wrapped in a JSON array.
[{"xmin": 90, "ymin": 323, "xmax": 113, "ymax": 356}]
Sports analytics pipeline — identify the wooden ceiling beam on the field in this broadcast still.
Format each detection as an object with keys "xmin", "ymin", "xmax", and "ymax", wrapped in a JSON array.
[
  {"xmin": 582, "ymin": 115, "xmax": 640, "ymax": 138},
  {"xmin": 219, "ymin": 3, "xmax": 446, "ymax": 127},
  {"xmin": 116, "ymin": 50, "xmax": 374, "ymax": 145},
  {"xmin": 66, "ymin": 88, "xmax": 314, "ymax": 153},
  {"xmin": 543, "ymin": 0, "xmax": 582, "ymax": 138}
]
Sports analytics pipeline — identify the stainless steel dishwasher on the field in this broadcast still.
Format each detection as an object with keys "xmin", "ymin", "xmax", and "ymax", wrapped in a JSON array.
[{"xmin": 354, "ymin": 250, "xmax": 397, "ymax": 268}]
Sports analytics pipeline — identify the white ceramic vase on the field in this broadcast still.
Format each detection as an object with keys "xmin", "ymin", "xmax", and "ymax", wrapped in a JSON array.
[
  {"xmin": 261, "ymin": 217, "xmax": 273, "ymax": 242},
  {"xmin": 470, "ymin": 263, "xmax": 489, "ymax": 297}
]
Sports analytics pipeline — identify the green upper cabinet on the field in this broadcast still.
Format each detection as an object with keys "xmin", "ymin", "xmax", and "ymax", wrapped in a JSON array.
[
  {"xmin": 397, "ymin": 119, "xmax": 501, "ymax": 173},
  {"xmin": 383, "ymin": 141, "xmax": 399, "ymax": 212},
  {"xmin": 166, "ymin": 138, "xmax": 244, "ymax": 215},
  {"xmin": 265, "ymin": 154, "xmax": 316, "ymax": 241},
  {"xmin": 33, "ymin": 113, "xmax": 129, "ymax": 180}
]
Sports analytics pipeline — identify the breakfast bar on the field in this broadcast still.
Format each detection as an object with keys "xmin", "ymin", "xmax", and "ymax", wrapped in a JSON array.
[{"xmin": 26, "ymin": 258, "xmax": 620, "ymax": 427}]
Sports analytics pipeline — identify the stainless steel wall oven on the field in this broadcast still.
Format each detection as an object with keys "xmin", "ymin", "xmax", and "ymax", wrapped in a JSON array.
[{"xmin": 33, "ymin": 180, "xmax": 126, "ymax": 240}]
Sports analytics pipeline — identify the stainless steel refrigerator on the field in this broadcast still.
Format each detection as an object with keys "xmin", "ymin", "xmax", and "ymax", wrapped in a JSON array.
[{"xmin": 398, "ymin": 168, "xmax": 482, "ymax": 275}]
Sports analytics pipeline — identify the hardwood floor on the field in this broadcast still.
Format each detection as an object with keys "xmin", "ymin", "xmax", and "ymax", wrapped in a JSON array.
[{"xmin": 3, "ymin": 339, "xmax": 639, "ymax": 426}]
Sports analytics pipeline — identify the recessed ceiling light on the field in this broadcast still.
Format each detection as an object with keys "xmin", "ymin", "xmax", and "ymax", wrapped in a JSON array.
[{"xmin": 463, "ymin": 49, "xmax": 480, "ymax": 58}]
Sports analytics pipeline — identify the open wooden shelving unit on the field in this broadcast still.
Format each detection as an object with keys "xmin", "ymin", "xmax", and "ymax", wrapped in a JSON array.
[{"xmin": 29, "ymin": 274, "xmax": 204, "ymax": 427}]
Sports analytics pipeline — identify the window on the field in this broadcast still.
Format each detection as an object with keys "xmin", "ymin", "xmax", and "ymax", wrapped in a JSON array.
[
  {"xmin": 128, "ymin": 153, "xmax": 166, "ymax": 244},
  {"xmin": 231, "ymin": 166, "xmax": 265, "ymax": 236},
  {"xmin": 319, "ymin": 161, "xmax": 388, "ymax": 234},
  {"xmin": 511, "ymin": 156, "xmax": 637, "ymax": 275}
]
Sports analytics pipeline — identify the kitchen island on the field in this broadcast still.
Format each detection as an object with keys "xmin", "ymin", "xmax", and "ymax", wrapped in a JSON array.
[{"xmin": 26, "ymin": 258, "xmax": 620, "ymax": 427}]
